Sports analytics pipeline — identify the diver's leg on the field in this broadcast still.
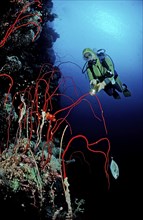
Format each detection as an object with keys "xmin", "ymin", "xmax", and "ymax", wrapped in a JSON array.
[
  {"xmin": 104, "ymin": 88, "xmax": 113, "ymax": 96},
  {"xmin": 104, "ymin": 83, "xmax": 121, "ymax": 99},
  {"xmin": 114, "ymin": 76, "xmax": 131, "ymax": 97},
  {"xmin": 104, "ymin": 83, "xmax": 113, "ymax": 95},
  {"xmin": 114, "ymin": 76, "xmax": 123, "ymax": 92}
]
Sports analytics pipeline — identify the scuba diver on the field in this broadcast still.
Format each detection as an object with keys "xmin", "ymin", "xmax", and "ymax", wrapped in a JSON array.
[{"xmin": 82, "ymin": 48, "xmax": 131, "ymax": 99}]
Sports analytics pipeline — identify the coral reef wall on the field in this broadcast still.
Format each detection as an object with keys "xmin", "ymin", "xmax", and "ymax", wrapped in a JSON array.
[{"xmin": 0, "ymin": 1, "xmax": 71, "ymax": 220}]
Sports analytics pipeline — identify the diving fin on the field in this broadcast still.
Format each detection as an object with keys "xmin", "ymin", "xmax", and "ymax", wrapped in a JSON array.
[{"xmin": 122, "ymin": 84, "xmax": 131, "ymax": 97}]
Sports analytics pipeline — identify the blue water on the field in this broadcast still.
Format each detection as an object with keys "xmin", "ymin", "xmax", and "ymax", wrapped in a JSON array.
[{"xmin": 52, "ymin": 1, "xmax": 143, "ymax": 218}]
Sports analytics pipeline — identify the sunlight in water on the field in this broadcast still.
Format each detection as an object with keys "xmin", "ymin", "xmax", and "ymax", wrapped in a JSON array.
[{"xmin": 93, "ymin": 10, "xmax": 125, "ymax": 39}]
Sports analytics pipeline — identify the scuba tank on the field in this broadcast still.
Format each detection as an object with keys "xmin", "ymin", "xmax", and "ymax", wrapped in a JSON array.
[
  {"xmin": 97, "ymin": 49, "xmax": 115, "ymax": 71},
  {"xmin": 96, "ymin": 49, "xmax": 106, "ymax": 62}
]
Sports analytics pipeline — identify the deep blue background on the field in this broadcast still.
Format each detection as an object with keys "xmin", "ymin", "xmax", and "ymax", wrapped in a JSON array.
[{"xmin": 52, "ymin": 1, "xmax": 143, "ymax": 218}]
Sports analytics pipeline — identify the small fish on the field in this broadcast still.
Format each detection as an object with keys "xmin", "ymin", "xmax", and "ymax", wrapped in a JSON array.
[{"xmin": 110, "ymin": 157, "xmax": 119, "ymax": 179}]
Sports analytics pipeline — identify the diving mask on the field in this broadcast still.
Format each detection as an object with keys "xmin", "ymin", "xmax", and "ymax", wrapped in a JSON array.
[{"xmin": 84, "ymin": 52, "xmax": 93, "ymax": 60}]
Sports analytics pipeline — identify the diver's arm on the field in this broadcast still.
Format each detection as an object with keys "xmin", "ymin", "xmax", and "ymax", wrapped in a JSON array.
[
  {"xmin": 96, "ymin": 75, "xmax": 114, "ymax": 92},
  {"xmin": 96, "ymin": 81, "xmax": 106, "ymax": 92},
  {"xmin": 89, "ymin": 80, "xmax": 106, "ymax": 95},
  {"xmin": 96, "ymin": 74, "xmax": 115, "ymax": 93},
  {"xmin": 87, "ymin": 68, "xmax": 94, "ymax": 82},
  {"xmin": 87, "ymin": 68, "xmax": 99, "ymax": 95}
]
